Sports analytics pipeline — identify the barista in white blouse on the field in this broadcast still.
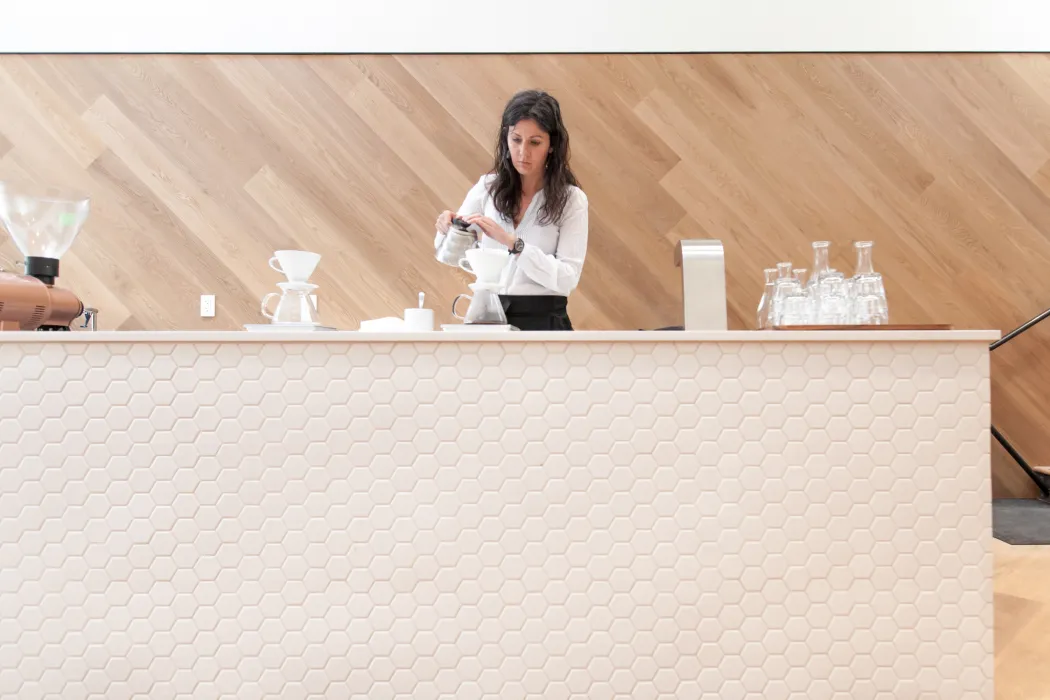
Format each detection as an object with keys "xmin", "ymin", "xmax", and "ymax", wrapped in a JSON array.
[{"xmin": 434, "ymin": 89, "xmax": 588, "ymax": 330}]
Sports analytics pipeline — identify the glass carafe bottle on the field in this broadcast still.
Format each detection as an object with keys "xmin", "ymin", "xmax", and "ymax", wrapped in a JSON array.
[
  {"xmin": 770, "ymin": 262, "xmax": 794, "ymax": 326},
  {"xmin": 261, "ymin": 282, "xmax": 322, "ymax": 325},
  {"xmin": 853, "ymin": 240, "xmax": 875, "ymax": 276},
  {"xmin": 810, "ymin": 241, "xmax": 832, "ymax": 291},
  {"xmin": 756, "ymin": 268, "xmax": 777, "ymax": 329},
  {"xmin": 452, "ymin": 283, "xmax": 508, "ymax": 325},
  {"xmin": 849, "ymin": 241, "xmax": 889, "ymax": 324}
]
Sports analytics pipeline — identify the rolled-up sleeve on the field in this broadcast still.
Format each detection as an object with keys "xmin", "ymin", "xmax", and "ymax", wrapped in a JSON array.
[
  {"xmin": 516, "ymin": 188, "xmax": 589, "ymax": 296},
  {"xmin": 434, "ymin": 176, "xmax": 490, "ymax": 249}
]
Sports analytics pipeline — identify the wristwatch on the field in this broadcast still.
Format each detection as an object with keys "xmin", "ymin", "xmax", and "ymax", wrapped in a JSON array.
[{"xmin": 510, "ymin": 237, "xmax": 525, "ymax": 256}]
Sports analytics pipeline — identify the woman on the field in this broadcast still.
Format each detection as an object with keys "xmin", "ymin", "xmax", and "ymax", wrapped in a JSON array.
[{"xmin": 434, "ymin": 89, "xmax": 588, "ymax": 331}]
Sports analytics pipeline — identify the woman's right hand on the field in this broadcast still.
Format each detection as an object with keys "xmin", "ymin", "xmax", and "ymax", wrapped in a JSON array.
[{"xmin": 436, "ymin": 210, "xmax": 454, "ymax": 234}]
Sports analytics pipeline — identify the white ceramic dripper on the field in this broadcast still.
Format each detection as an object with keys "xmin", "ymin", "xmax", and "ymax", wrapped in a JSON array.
[
  {"xmin": 269, "ymin": 250, "xmax": 321, "ymax": 283},
  {"xmin": 459, "ymin": 248, "xmax": 510, "ymax": 284}
]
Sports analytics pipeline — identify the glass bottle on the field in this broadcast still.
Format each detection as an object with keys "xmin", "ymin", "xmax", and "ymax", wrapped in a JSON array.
[
  {"xmin": 853, "ymin": 241, "xmax": 875, "ymax": 276},
  {"xmin": 792, "ymin": 268, "xmax": 812, "ymax": 322},
  {"xmin": 850, "ymin": 241, "xmax": 889, "ymax": 324},
  {"xmin": 756, "ymin": 268, "xmax": 777, "ymax": 329},
  {"xmin": 810, "ymin": 241, "xmax": 832, "ymax": 289},
  {"xmin": 771, "ymin": 262, "xmax": 794, "ymax": 327}
]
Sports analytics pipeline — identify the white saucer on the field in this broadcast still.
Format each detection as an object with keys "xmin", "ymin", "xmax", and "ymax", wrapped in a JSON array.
[
  {"xmin": 244, "ymin": 324, "xmax": 337, "ymax": 332},
  {"xmin": 441, "ymin": 324, "xmax": 518, "ymax": 332}
]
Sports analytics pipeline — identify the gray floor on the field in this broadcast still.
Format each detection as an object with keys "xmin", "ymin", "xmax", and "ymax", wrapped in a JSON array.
[{"xmin": 993, "ymin": 498, "xmax": 1050, "ymax": 545}]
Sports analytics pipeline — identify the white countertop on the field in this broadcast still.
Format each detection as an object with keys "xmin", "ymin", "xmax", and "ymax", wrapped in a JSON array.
[{"xmin": 0, "ymin": 329, "xmax": 1001, "ymax": 343}]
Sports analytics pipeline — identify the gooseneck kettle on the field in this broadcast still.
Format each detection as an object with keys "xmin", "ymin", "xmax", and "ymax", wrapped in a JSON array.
[{"xmin": 435, "ymin": 216, "xmax": 478, "ymax": 267}]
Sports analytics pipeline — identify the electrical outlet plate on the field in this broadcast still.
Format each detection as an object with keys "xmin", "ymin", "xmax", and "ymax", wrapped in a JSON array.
[{"xmin": 200, "ymin": 294, "xmax": 216, "ymax": 318}]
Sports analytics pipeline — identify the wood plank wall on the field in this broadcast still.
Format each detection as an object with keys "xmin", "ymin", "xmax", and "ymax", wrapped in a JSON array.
[{"xmin": 0, "ymin": 54, "xmax": 1046, "ymax": 497}]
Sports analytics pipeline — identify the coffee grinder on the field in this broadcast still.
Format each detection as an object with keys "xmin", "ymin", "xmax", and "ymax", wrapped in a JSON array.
[{"xmin": 0, "ymin": 181, "xmax": 89, "ymax": 331}]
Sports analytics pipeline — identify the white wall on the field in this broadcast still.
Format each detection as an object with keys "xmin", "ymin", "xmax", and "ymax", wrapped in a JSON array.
[{"xmin": 2, "ymin": 0, "xmax": 1049, "ymax": 53}]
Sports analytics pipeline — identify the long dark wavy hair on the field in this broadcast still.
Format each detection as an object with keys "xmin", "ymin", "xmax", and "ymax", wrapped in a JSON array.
[{"xmin": 487, "ymin": 89, "xmax": 580, "ymax": 227}]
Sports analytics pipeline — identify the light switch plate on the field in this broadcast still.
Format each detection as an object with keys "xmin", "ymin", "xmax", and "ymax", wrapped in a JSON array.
[{"xmin": 200, "ymin": 294, "xmax": 216, "ymax": 318}]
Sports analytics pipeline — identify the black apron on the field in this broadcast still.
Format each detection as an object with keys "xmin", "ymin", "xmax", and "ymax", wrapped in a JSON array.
[{"xmin": 500, "ymin": 295, "xmax": 573, "ymax": 331}]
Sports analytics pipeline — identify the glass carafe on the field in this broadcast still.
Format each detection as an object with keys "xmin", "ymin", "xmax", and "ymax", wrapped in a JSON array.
[
  {"xmin": 756, "ymin": 268, "xmax": 777, "ymax": 329},
  {"xmin": 854, "ymin": 240, "xmax": 876, "ymax": 275},
  {"xmin": 770, "ymin": 262, "xmax": 795, "ymax": 326},
  {"xmin": 811, "ymin": 240, "xmax": 833, "ymax": 288},
  {"xmin": 452, "ymin": 283, "xmax": 508, "ymax": 325},
  {"xmin": 849, "ymin": 241, "xmax": 888, "ymax": 324},
  {"xmin": 261, "ymin": 282, "xmax": 321, "ymax": 325}
]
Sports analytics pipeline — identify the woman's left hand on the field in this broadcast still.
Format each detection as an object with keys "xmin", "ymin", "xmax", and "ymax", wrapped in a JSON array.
[{"xmin": 464, "ymin": 214, "xmax": 516, "ymax": 248}]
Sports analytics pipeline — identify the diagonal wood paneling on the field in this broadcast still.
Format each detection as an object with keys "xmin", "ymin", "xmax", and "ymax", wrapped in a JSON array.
[{"xmin": 0, "ymin": 54, "xmax": 1049, "ymax": 499}]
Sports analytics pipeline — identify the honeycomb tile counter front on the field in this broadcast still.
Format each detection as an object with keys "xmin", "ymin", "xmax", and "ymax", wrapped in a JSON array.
[{"xmin": 0, "ymin": 330, "xmax": 998, "ymax": 699}]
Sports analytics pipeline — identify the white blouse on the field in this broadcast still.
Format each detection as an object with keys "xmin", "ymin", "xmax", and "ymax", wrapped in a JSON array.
[{"xmin": 434, "ymin": 174, "xmax": 589, "ymax": 297}]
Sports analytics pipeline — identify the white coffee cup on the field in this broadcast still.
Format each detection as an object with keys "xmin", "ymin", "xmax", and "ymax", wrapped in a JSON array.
[
  {"xmin": 404, "ymin": 307, "xmax": 434, "ymax": 332},
  {"xmin": 404, "ymin": 292, "xmax": 434, "ymax": 331},
  {"xmin": 269, "ymin": 250, "xmax": 321, "ymax": 283},
  {"xmin": 459, "ymin": 248, "xmax": 510, "ymax": 284}
]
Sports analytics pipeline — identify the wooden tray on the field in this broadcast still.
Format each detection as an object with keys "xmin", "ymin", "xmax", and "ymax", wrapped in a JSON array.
[{"xmin": 772, "ymin": 324, "xmax": 953, "ymax": 331}]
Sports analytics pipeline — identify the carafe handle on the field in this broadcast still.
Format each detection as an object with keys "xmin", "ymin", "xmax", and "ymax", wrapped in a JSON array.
[
  {"xmin": 261, "ymin": 292, "xmax": 279, "ymax": 320},
  {"xmin": 452, "ymin": 293, "xmax": 472, "ymax": 320}
]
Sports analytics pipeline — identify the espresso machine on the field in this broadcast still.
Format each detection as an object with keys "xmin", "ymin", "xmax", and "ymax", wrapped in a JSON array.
[{"xmin": 0, "ymin": 181, "xmax": 90, "ymax": 331}]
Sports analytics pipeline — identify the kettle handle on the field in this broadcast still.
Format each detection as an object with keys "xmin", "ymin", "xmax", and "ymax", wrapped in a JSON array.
[
  {"xmin": 452, "ymin": 293, "xmax": 472, "ymax": 320},
  {"xmin": 261, "ymin": 292, "xmax": 279, "ymax": 320}
]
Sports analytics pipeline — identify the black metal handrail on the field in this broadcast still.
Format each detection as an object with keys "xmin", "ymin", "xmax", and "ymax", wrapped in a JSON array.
[{"xmin": 990, "ymin": 307, "xmax": 1050, "ymax": 501}]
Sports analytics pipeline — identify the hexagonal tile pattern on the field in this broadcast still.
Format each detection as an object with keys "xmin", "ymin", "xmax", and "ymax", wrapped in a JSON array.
[{"xmin": 0, "ymin": 338, "xmax": 993, "ymax": 699}]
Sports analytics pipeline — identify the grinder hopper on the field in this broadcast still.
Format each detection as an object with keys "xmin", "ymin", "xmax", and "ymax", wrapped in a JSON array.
[
  {"xmin": 0, "ymin": 181, "xmax": 90, "ymax": 283},
  {"xmin": 0, "ymin": 181, "xmax": 90, "ymax": 330}
]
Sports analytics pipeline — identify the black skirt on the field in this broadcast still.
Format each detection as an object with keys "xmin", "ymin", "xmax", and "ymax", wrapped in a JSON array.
[{"xmin": 500, "ymin": 295, "xmax": 573, "ymax": 331}]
